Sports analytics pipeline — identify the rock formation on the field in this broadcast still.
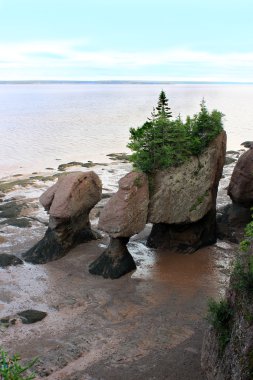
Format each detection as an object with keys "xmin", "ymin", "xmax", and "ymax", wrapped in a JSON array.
[
  {"xmin": 23, "ymin": 171, "xmax": 102, "ymax": 264},
  {"xmin": 218, "ymin": 146, "xmax": 253, "ymax": 243},
  {"xmin": 217, "ymin": 203, "xmax": 252, "ymax": 243},
  {"xmin": 228, "ymin": 146, "xmax": 253, "ymax": 207},
  {"xmin": 201, "ymin": 254, "xmax": 253, "ymax": 379},
  {"xmin": 147, "ymin": 131, "xmax": 227, "ymax": 252},
  {"xmin": 89, "ymin": 171, "xmax": 149, "ymax": 278}
]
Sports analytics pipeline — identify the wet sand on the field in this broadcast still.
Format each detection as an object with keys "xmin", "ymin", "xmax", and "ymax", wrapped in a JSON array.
[{"xmin": 0, "ymin": 230, "xmax": 237, "ymax": 380}]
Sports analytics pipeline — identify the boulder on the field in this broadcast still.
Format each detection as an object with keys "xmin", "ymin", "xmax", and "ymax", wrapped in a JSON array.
[
  {"xmin": 0, "ymin": 309, "xmax": 47, "ymax": 328},
  {"xmin": 89, "ymin": 172, "xmax": 149, "ymax": 278},
  {"xmin": 227, "ymin": 147, "xmax": 253, "ymax": 207},
  {"xmin": 23, "ymin": 171, "xmax": 102, "ymax": 264},
  {"xmin": 147, "ymin": 131, "xmax": 227, "ymax": 251},
  {"xmin": 217, "ymin": 203, "xmax": 252, "ymax": 243},
  {"xmin": 241, "ymin": 141, "xmax": 253, "ymax": 148},
  {"xmin": 98, "ymin": 171, "xmax": 149, "ymax": 237}
]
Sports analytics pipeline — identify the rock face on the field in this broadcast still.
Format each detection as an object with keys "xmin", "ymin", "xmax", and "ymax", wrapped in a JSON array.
[
  {"xmin": 228, "ymin": 147, "xmax": 253, "ymax": 207},
  {"xmin": 23, "ymin": 171, "xmax": 102, "ymax": 264},
  {"xmin": 201, "ymin": 255, "xmax": 253, "ymax": 380},
  {"xmin": 217, "ymin": 203, "xmax": 252, "ymax": 243},
  {"xmin": 147, "ymin": 131, "xmax": 226, "ymax": 252},
  {"xmin": 89, "ymin": 172, "xmax": 149, "ymax": 279},
  {"xmin": 98, "ymin": 172, "xmax": 149, "ymax": 237}
]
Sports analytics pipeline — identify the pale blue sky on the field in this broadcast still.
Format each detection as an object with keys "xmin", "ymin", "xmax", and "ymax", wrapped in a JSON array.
[{"xmin": 0, "ymin": 0, "xmax": 252, "ymax": 81}]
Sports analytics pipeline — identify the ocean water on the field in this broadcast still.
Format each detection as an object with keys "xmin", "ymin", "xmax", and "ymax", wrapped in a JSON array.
[{"xmin": 0, "ymin": 83, "xmax": 252, "ymax": 177}]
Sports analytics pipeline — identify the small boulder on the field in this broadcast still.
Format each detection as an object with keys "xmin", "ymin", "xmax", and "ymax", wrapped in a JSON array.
[{"xmin": 18, "ymin": 309, "xmax": 47, "ymax": 324}]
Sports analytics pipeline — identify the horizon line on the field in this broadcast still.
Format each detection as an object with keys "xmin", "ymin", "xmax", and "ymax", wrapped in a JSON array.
[{"xmin": 1, "ymin": 80, "xmax": 253, "ymax": 85}]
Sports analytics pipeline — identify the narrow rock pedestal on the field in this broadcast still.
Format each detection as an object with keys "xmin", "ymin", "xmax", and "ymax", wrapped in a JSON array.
[
  {"xmin": 23, "ymin": 218, "xmax": 99, "ymax": 264},
  {"xmin": 89, "ymin": 237, "xmax": 136, "ymax": 279},
  {"xmin": 89, "ymin": 172, "xmax": 149, "ymax": 279}
]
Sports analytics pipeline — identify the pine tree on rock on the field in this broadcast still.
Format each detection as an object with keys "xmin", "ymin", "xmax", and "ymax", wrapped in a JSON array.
[
  {"xmin": 155, "ymin": 90, "xmax": 172, "ymax": 119},
  {"xmin": 128, "ymin": 91, "xmax": 224, "ymax": 174}
]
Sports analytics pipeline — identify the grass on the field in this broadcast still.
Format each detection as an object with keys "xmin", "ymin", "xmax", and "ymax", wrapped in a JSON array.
[
  {"xmin": 0, "ymin": 348, "xmax": 37, "ymax": 380},
  {"xmin": 207, "ymin": 299, "xmax": 233, "ymax": 354}
]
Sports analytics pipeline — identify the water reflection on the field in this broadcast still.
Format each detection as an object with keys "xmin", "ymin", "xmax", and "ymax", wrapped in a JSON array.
[{"xmin": 129, "ymin": 240, "xmax": 236, "ymax": 298}]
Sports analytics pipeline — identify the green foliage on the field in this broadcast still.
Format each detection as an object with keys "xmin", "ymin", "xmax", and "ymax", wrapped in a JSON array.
[
  {"xmin": 232, "ymin": 257, "xmax": 253, "ymax": 293},
  {"xmin": 0, "ymin": 349, "xmax": 37, "ymax": 380},
  {"xmin": 149, "ymin": 89, "xmax": 172, "ymax": 120},
  {"xmin": 207, "ymin": 299, "xmax": 233, "ymax": 353},
  {"xmin": 240, "ymin": 208, "xmax": 253, "ymax": 253},
  {"xmin": 128, "ymin": 93, "xmax": 224, "ymax": 173},
  {"xmin": 233, "ymin": 209, "xmax": 253, "ymax": 293}
]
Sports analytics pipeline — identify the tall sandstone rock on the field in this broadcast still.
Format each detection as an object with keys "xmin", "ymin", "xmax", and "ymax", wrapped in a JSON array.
[
  {"xmin": 217, "ymin": 146, "xmax": 253, "ymax": 243},
  {"xmin": 23, "ymin": 171, "xmax": 102, "ymax": 264},
  {"xmin": 147, "ymin": 131, "xmax": 227, "ymax": 252},
  {"xmin": 89, "ymin": 172, "xmax": 149, "ymax": 278},
  {"xmin": 228, "ymin": 146, "xmax": 253, "ymax": 207}
]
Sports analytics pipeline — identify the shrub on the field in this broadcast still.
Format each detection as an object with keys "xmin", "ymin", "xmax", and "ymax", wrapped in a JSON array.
[
  {"xmin": 233, "ymin": 210, "xmax": 253, "ymax": 293},
  {"xmin": 207, "ymin": 299, "xmax": 233, "ymax": 353},
  {"xmin": 0, "ymin": 348, "xmax": 37, "ymax": 380},
  {"xmin": 232, "ymin": 257, "xmax": 253, "ymax": 294}
]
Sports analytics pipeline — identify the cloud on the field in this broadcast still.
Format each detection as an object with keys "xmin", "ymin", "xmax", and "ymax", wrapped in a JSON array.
[{"xmin": 1, "ymin": 39, "xmax": 253, "ymax": 81}]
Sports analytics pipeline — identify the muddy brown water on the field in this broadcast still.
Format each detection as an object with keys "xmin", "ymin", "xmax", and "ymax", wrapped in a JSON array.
[{"xmin": 0, "ymin": 232, "xmax": 237, "ymax": 380}]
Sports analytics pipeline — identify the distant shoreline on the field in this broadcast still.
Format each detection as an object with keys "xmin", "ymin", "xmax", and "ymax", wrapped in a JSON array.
[{"xmin": 1, "ymin": 80, "xmax": 253, "ymax": 85}]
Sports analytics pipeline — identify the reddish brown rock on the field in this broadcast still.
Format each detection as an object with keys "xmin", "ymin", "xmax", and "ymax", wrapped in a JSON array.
[
  {"xmin": 40, "ymin": 172, "xmax": 102, "ymax": 218},
  {"xmin": 147, "ymin": 131, "xmax": 227, "ymax": 252},
  {"xmin": 90, "ymin": 172, "xmax": 148, "ymax": 279},
  {"xmin": 23, "ymin": 171, "xmax": 102, "ymax": 264},
  {"xmin": 39, "ymin": 182, "xmax": 59, "ymax": 211},
  {"xmin": 98, "ymin": 171, "xmax": 149, "ymax": 238},
  {"xmin": 228, "ymin": 147, "xmax": 253, "ymax": 207}
]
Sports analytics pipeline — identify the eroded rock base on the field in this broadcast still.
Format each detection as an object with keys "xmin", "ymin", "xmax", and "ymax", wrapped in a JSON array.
[
  {"xmin": 147, "ymin": 210, "xmax": 217, "ymax": 253},
  {"xmin": 23, "ymin": 226, "xmax": 99, "ymax": 264},
  {"xmin": 0, "ymin": 253, "xmax": 23, "ymax": 267},
  {"xmin": 89, "ymin": 237, "xmax": 136, "ymax": 279}
]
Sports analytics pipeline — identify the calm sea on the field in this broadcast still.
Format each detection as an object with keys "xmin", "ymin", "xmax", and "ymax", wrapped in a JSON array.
[{"xmin": 0, "ymin": 83, "xmax": 252, "ymax": 177}]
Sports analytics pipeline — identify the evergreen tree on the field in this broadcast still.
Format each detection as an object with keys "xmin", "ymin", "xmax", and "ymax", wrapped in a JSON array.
[
  {"xmin": 152, "ymin": 90, "xmax": 172, "ymax": 119},
  {"xmin": 128, "ymin": 93, "xmax": 224, "ymax": 174}
]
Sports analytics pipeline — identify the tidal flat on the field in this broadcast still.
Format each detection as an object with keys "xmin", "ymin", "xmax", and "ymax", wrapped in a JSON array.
[{"xmin": 0, "ymin": 154, "xmax": 240, "ymax": 379}]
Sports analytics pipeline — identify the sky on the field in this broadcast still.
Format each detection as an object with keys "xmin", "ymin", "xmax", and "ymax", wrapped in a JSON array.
[{"xmin": 0, "ymin": 0, "xmax": 253, "ymax": 81}]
